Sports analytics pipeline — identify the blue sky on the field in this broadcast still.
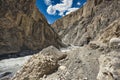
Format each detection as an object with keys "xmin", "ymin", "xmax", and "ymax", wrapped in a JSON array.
[{"xmin": 36, "ymin": 0, "xmax": 86, "ymax": 24}]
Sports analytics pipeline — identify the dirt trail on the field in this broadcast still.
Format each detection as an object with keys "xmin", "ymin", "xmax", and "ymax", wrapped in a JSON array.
[{"xmin": 41, "ymin": 45, "xmax": 102, "ymax": 80}]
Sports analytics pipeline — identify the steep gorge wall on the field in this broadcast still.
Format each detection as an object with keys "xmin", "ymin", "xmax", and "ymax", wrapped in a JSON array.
[
  {"xmin": 51, "ymin": 8, "xmax": 83, "ymax": 33},
  {"xmin": 10, "ymin": 0, "xmax": 120, "ymax": 80},
  {"xmin": 0, "ymin": 0, "xmax": 64, "ymax": 55},
  {"xmin": 52, "ymin": 0, "xmax": 120, "ymax": 46}
]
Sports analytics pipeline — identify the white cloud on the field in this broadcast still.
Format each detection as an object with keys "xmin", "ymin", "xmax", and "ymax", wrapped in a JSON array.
[
  {"xmin": 44, "ymin": 0, "xmax": 51, "ymax": 5},
  {"xmin": 47, "ymin": 5, "xmax": 56, "ymax": 15},
  {"xmin": 59, "ymin": 11, "xmax": 65, "ymax": 16},
  {"xmin": 77, "ymin": 2, "xmax": 81, "ymax": 6},
  {"xmin": 66, "ymin": 8, "xmax": 79, "ymax": 15},
  {"xmin": 46, "ymin": 0, "xmax": 74, "ymax": 16}
]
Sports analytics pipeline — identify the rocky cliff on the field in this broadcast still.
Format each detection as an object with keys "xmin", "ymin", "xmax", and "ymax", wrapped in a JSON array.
[
  {"xmin": 0, "ymin": 0, "xmax": 64, "ymax": 55},
  {"xmin": 52, "ymin": 0, "xmax": 120, "ymax": 46},
  {"xmin": 52, "ymin": 7, "xmax": 83, "ymax": 33},
  {"xmin": 9, "ymin": 0, "xmax": 120, "ymax": 80}
]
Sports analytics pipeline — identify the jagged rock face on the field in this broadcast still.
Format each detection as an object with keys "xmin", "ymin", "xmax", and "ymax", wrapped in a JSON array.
[
  {"xmin": 97, "ymin": 51, "xmax": 120, "ymax": 80},
  {"xmin": 51, "ymin": 8, "xmax": 83, "ymax": 33},
  {"xmin": 0, "ymin": 0, "xmax": 63, "ymax": 54},
  {"xmin": 98, "ymin": 18, "xmax": 120, "ymax": 43},
  {"xmin": 52, "ymin": 0, "xmax": 120, "ymax": 46},
  {"xmin": 12, "ymin": 46, "xmax": 67, "ymax": 80}
]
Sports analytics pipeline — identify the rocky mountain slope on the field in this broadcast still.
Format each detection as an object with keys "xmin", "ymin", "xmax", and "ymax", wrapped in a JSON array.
[
  {"xmin": 0, "ymin": 0, "xmax": 64, "ymax": 55},
  {"xmin": 0, "ymin": 0, "xmax": 120, "ymax": 80},
  {"xmin": 98, "ymin": 18, "xmax": 120, "ymax": 43},
  {"xmin": 52, "ymin": 0, "xmax": 120, "ymax": 46}
]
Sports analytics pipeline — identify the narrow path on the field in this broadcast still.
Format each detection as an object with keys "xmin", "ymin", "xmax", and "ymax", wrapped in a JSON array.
[{"xmin": 44, "ymin": 45, "xmax": 101, "ymax": 80}]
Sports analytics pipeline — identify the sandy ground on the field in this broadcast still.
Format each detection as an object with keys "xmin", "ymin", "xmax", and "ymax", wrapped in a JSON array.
[{"xmin": 39, "ymin": 45, "xmax": 102, "ymax": 80}]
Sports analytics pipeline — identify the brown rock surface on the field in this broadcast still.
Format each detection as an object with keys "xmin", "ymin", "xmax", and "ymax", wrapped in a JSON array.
[
  {"xmin": 97, "ymin": 51, "xmax": 120, "ymax": 80},
  {"xmin": 51, "ymin": 8, "xmax": 83, "ymax": 33},
  {"xmin": 11, "ymin": 42, "xmax": 120, "ymax": 80},
  {"xmin": 12, "ymin": 46, "xmax": 67, "ymax": 80},
  {"xmin": 0, "ymin": 0, "xmax": 64, "ymax": 55},
  {"xmin": 22, "ymin": 45, "xmax": 101, "ymax": 80},
  {"xmin": 98, "ymin": 18, "xmax": 120, "ymax": 43}
]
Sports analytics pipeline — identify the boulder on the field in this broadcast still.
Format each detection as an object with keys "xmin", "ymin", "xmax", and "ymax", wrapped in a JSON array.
[
  {"xmin": 109, "ymin": 38, "xmax": 120, "ymax": 50},
  {"xmin": 12, "ymin": 46, "xmax": 67, "ymax": 80},
  {"xmin": 89, "ymin": 41, "xmax": 100, "ymax": 49}
]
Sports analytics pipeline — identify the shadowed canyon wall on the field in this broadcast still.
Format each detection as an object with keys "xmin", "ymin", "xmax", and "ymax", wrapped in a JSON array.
[{"xmin": 0, "ymin": 0, "xmax": 64, "ymax": 55}]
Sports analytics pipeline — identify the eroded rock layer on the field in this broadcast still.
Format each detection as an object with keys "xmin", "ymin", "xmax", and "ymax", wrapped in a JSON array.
[
  {"xmin": 0, "ymin": 0, "xmax": 64, "ymax": 55},
  {"xmin": 12, "ymin": 46, "xmax": 67, "ymax": 80},
  {"xmin": 52, "ymin": 0, "xmax": 120, "ymax": 46},
  {"xmin": 97, "ymin": 51, "xmax": 120, "ymax": 80}
]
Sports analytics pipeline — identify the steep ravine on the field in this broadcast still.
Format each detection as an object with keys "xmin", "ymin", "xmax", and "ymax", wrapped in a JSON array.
[
  {"xmin": 0, "ymin": 0, "xmax": 120, "ymax": 80},
  {"xmin": 0, "ymin": 0, "xmax": 65, "ymax": 79}
]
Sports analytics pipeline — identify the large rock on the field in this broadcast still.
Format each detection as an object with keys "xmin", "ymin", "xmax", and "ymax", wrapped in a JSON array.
[
  {"xmin": 0, "ymin": 0, "xmax": 64, "ymax": 55},
  {"xmin": 52, "ymin": 0, "xmax": 120, "ymax": 46},
  {"xmin": 108, "ymin": 37, "xmax": 120, "ymax": 50},
  {"xmin": 12, "ymin": 46, "xmax": 67, "ymax": 80},
  {"xmin": 12, "ymin": 45, "xmax": 103, "ymax": 80},
  {"xmin": 97, "ymin": 51, "xmax": 120, "ymax": 80}
]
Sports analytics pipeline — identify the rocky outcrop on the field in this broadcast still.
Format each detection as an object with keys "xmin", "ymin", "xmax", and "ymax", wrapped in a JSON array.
[
  {"xmin": 12, "ymin": 46, "xmax": 67, "ymax": 80},
  {"xmin": 97, "ymin": 51, "xmax": 120, "ymax": 80},
  {"xmin": 98, "ymin": 18, "xmax": 120, "ymax": 43},
  {"xmin": 0, "ymin": 0, "xmax": 64, "ymax": 55},
  {"xmin": 52, "ymin": 0, "xmax": 120, "ymax": 46},
  {"xmin": 109, "ymin": 38, "xmax": 120, "ymax": 50}
]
